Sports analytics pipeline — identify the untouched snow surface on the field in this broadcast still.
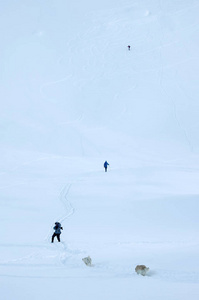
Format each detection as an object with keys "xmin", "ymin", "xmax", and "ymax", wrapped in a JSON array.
[{"xmin": 1, "ymin": 0, "xmax": 199, "ymax": 299}]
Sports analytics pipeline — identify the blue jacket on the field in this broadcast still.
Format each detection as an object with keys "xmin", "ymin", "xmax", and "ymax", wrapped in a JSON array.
[
  {"xmin": 104, "ymin": 161, "xmax": 109, "ymax": 168},
  {"xmin": 53, "ymin": 222, "xmax": 63, "ymax": 234}
]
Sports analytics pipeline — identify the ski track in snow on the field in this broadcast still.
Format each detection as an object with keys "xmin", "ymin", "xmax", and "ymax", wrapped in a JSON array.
[
  {"xmin": 0, "ymin": 166, "xmax": 108, "ymax": 272},
  {"xmin": 0, "ymin": 181, "xmax": 80, "ymax": 270},
  {"xmin": 0, "ymin": 149, "xmax": 81, "ymax": 267},
  {"xmin": 44, "ymin": 182, "xmax": 78, "ymax": 265}
]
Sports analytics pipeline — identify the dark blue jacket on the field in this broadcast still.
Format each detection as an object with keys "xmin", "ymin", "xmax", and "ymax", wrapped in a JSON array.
[
  {"xmin": 53, "ymin": 222, "xmax": 63, "ymax": 234},
  {"xmin": 104, "ymin": 161, "xmax": 109, "ymax": 168}
]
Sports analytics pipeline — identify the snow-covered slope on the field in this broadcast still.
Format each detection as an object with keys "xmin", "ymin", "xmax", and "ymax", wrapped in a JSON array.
[
  {"xmin": 1, "ymin": 0, "xmax": 199, "ymax": 157},
  {"xmin": 0, "ymin": 1, "xmax": 199, "ymax": 299}
]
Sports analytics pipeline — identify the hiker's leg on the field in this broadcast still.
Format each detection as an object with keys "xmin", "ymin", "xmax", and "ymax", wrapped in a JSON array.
[
  {"xmin": 57, "ymin": 234, "xmax": 61, "ymax": 242},
  {"xmin": 51, "ymin": 233, "xmax": 56, "ymax": 243}
]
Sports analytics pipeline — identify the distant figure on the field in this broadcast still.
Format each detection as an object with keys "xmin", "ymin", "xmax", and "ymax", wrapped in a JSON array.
[
  {"xmin": 51, "ymin": 222, "xmax": 63, "ymax": 243},
  {"xmin": 104, "ymin": 161, "xmax": 109, "ymax": 172},
  {"xmin": 128, "ymin": 45, "xmax": 131, "ymax": 50}
]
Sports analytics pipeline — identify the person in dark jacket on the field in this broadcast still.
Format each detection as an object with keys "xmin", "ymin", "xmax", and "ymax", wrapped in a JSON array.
[
  {"xmin": 104, "ymin": 161, "xmax": 109, "ymax": 172},
  {"xmin": 128, "ymin": 45, "xmax": 131, "ymax": 50},
  {"xmin": 51, "ymin": 222, "xmax": 63, "ymax": 243}
]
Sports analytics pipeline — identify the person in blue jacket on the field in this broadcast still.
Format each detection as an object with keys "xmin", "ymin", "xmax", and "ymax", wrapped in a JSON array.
[
  {"xmin": 104, "ymin": 161, "xmax": 109, "ymax": 172},
  {"xmin": 51, "ymin": 222, "xmax": 63, "ymax": 243}
]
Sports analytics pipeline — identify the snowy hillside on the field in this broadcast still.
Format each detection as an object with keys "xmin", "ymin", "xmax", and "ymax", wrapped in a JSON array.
[{"xmin": 1, "ymin": 0, "xmax": 199, "ymax": 299}]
